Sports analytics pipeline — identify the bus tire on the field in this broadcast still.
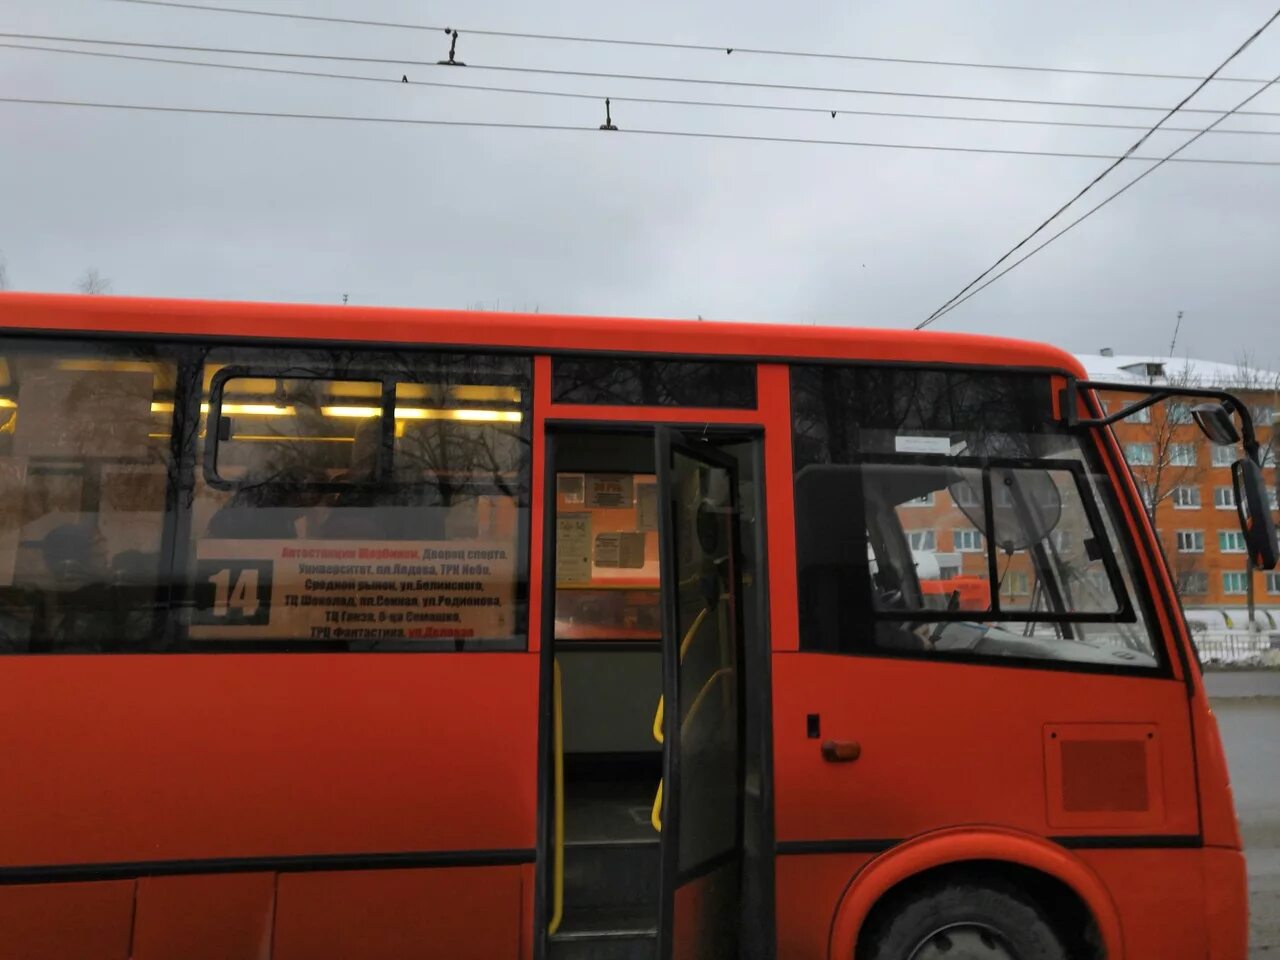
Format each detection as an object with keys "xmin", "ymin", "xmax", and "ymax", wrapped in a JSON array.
[{"xmin": 861, "ymin": 879, "xmax": 1069, "ymax": 960}]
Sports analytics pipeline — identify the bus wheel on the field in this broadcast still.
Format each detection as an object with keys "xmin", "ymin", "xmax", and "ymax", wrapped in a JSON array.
[{"xmin": 862, "ymin": 881, "xmax": 1068, "ymax": 960}]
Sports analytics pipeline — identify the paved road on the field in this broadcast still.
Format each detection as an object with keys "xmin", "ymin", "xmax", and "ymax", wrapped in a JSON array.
[{"xmin": 1207, "ymin": 671, "xmax": 1280, "ymax": 958}]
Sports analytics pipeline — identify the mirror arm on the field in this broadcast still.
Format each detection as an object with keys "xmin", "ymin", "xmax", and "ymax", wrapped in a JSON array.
[{"xmin": 1062, "ymin": 378, "xmax": 1263, "ymax": 463}]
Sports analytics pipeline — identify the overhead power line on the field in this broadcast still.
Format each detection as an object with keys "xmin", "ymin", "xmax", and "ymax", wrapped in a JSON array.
[
  {"xmin": 8, "ymin": 40, "xmax": 1278, "ymax": 139},
  {"xmin": 6, "ymin": 32, "xmax": 1280, "ymax": 119},
  {"xmin": 3, "ymin": 96, "xmax": 1278, "ymax": 166},
  {"xmin": 110, "ymin": 0, "xmax": 1274, "ymax": 86},
  {"xmin": 920, "ymin": 69, "xmax": 1280, "ymax": 327},
  {"xmin": 917, "ymin": 5, "xmax": 1280, "ymax": 329}
]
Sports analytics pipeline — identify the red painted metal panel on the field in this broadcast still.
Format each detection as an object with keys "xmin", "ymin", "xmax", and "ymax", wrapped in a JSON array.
[
  {"xmin": 0, "ymin": 880, "xmax": 134, "ymax": 960},
  {"xmin": 133, "ymin": 873, "xmax": 275, "ymax": 960},
  {"xmin": 1075, "ymin": 848, "xmax": 1211, "ymax": 959},
  {"xmin": 0, "ymin": 654, "xmax": 537, "ymax": 866},
  {"xmin": 271, "ymin": 866, "xmax": 524, "ymax": 960},
  {"xmin": 0, "ymin": 292, "xmax": 1088, "ymax": 375},
  {"xmin": 774, "ymin": 852, "xmax": 874, "ymax": 960},
  {"xmin": 772, "ymin": 653, "xmax": 1199, "ymax": 843},
  {"xmin": 758, "ymin": 364, "xmax": 800, "ymax": 653}
]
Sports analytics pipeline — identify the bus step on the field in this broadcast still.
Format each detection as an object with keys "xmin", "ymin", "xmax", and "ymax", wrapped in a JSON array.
[
  {"xmin": 563, "ymin": 838, "xmax": 659, "ymax": 912},
  {"xmin": 548, "ymin": 906, "xmax": 657, "ymax": 960}
]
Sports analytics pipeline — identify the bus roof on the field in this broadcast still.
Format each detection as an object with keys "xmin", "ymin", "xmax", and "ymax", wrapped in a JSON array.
[{"xmin": 0, "ymin": 292, "xmax": 1085, "ymax": 376}]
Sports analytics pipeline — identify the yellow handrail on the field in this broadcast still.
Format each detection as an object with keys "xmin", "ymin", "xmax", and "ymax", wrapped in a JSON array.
[
  {"xmin": 680, "ymin": 666, "xmax": 734, "ymax": 736},
  {"xmin": 649, "ymin": 666, "xmax": 735, "ymax": 833},
  {"xmin": 548, "ymin": 658, "xmax": 565, "ymax": 935},
  {"xmin": 650, "ymin": 604, "xmax": 716, "ymax": 831},
  {"xmin": 651, "ymin": 606, "xmax": 710, "ymax": 747}
]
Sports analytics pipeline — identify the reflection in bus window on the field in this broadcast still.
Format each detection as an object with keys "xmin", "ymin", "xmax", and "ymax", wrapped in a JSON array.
[
  {"xmin": 792, "ymin": 364, "xmax": 1159, "ymax": 670},
  {"xmin": 0, "ymin": 345, "xmax": 174, "ymax": 653},
  {"xmin": 189, "ymin": 348, "xmax": 530, "ymax": 650}
]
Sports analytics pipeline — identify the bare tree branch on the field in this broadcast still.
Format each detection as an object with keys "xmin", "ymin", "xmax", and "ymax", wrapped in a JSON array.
[{"xmin": 76, "ymin": 269, "xmax": 111, "ymax": 295}]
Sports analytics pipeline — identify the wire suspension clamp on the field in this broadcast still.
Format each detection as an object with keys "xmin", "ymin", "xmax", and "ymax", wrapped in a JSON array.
[
  {"xmin": 600, "ymin": 97, "xmax": 618, "ymax": 130},
  {"xmin": 438, "ymin": 29, "xmax": 464, "ymax": 66}
]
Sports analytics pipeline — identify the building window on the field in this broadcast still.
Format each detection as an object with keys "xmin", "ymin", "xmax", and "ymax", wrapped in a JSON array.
[
  {"xmin": 1171, "ymin": 485, "xmax": 1201, "ymax": 509},
  {"xmin": 1213, "ymin": 486, "xmax": 1236, "ymax": 510},
  {"xmin": 953, "ymin": 528, "xmax": 984, "ymax": 553},
  {"xmin": 952, "ymin": 483, "xmax": 979, "ymax": 508},
  {"xmin": 1176, "ymin": 530, "xmax": 1204, "ymax": 553},
  {"xmin": 1168, "ymin": 443, "xmax": 1197, "ymax": 467},
  {"xmin": 1253, "ymin": 405, "xmax": 1274, "ymax": 426},
  {"xmin": 1219, "ymin": 530, "xmax": 1248, "ymax": 554},
  {"xmin": 1123, "ymin": 405, "xmax": 1152, "ymax": 424},
  {"xmin": 1125, "ymin": 443, "xmax": 1155, "ymax": 466},
  {"xmin": 1168, "ymin": 403, "xmax": 1194, "ymax": 425},
  {"xmin": 1001, "ymin": 571, "xmax": 1030, "ymax": 597},
  {"xmin": 1267, "ymin": 572, "xmax": 1280, "ymax": 595},
  {"xmin": 1177, "ymin": 571, "xmax": 1208, "ymax": 595},
  {"xmin": 1223, "ymin": 572, "xmax": 1249, "ymax": 595},
  {"xmin": 1269, "ymin": 487, "xmax": 1279, "ymax": 511},
  {"xmin": 903, "ymin": 492, "xmax": 935, "ymax": 507},
  {"xmin": 907, "ymin": 529, "xmax": 937, "ymax": 551},
  {"xmin": 1212, "ymin": 444, "xmax": 1236, "ymax": 467},
  {"xmin": 1050, "ymin": 529, "xmax": 1073, "ymax": 552}
]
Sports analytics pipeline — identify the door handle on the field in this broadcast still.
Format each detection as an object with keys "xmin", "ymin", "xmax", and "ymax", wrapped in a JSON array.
[{"xmin": 821, "ymin": 739, "xmax": 861, "ymax": 763}]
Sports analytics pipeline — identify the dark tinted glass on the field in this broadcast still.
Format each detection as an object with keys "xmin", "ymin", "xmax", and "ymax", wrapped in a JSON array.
[
  {"xmin": 791, "ymin": 364, "xmax": 1159, "ymax": 671},
  {"xmin": 553, "ymin": 357, "xmax": 756, "ymax": 408},
  {"xmin": 0, "ymin": 340, "xmax": 176, "ymax": 653}
]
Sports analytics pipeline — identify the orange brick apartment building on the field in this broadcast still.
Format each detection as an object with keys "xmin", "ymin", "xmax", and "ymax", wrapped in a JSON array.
[{"xmin": 1081, "ymin": 352, "xmax": 1279, "ymax": 625}]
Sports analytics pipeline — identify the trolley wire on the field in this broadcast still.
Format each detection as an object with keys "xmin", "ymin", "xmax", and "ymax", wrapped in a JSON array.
[
  {"xmin": 7, "ymin": 40, "xmax": 1278, "ymax": 139},
  {"xmin": 109, "ymin": 0, "xmax": 1275, "ymax": 86},
  {"xmin": 2, "ymin": 95, "xmax": 1278, "ymax": 165},
  {"xmin": 918, "ymin": 68, "xmax": 1280, "ymax": 327},
  {"xmin": 6, "ymin": 32, "xmax": 1280, "ymax": 119},
  {"xmin": 917, "ymin": 5, "xmax": 1280, "ymax": 329}
]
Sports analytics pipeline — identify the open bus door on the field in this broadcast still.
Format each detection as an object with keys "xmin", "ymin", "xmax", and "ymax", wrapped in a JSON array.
[{"xmin": 653, "ymin": 428, "xmax": 745, "ymax": 960}]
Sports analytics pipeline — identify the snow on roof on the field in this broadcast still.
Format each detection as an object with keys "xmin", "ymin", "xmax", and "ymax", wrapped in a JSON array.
[{"xmin": 1073, "ymin": 353, "xmax": 1280, "ymax": 390}]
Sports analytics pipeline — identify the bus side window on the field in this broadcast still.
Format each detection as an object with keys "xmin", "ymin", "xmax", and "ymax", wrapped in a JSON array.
[
  {"xmin": 790, "ymin": 363, "xmax": 1160, "ymax": 671},
  {"xmin": 0, "ymin": 343, "xmax": 175, "ymax": 653},
  {"xmin": 187, "ymin": 348, "xmax": 531, "ymax": 651}
]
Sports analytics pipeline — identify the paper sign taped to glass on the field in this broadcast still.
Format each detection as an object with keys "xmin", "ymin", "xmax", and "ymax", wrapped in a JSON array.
[{"xmin": 189, "ymin": 539, "xmax": 516, "ymax": 642}]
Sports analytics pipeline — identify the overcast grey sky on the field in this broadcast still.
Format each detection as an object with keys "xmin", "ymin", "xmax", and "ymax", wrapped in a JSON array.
[{"xmin": 2, "ymin": 0, "xmax": 1278, "ymax": 366}]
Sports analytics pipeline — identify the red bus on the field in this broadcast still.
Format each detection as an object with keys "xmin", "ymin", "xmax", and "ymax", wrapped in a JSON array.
[{"xmin": 0, "ymin": 293, "xmax": 1272, "ymax": 960}]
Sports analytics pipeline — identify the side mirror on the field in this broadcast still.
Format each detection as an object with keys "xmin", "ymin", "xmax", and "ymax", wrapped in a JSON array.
[
  {"xmin": 1192, "ymin": 403, "xmax": 1241, "ymax": 446},
  {"xmin": 1232, "ymin": 458, "xmax": 1278, "ymax": 570}
]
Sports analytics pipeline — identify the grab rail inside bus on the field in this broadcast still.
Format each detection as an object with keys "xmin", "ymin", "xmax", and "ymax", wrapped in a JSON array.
[
  {"xmin": 650, "ymin": 665, "xmax": 736, "ymax": 832},
  {"xmin": 548, "ymin": 658, "xmax": 565, "ymax": 935},
  {"xmin": 650, "ymin": 604, "xmax": 715, "ymax": 831}
]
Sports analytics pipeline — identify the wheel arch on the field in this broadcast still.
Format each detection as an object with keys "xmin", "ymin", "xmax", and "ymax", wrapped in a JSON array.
[{"xmin": 827, "ymin": 827, "xmax": 1123, "ymax": 960}]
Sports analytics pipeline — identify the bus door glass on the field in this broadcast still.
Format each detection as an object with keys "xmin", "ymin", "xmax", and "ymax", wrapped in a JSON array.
[{"xmin": 654, "ymin": 427, "xmax": 744, "ymax": 960}]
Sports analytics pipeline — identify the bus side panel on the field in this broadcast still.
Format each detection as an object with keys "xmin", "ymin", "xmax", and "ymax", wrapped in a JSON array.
[
  {"xmin": 1073, "ymin": 848, "xmax": 1210, "ymax": 959},
  {"xmin": 0, "ymin": 653, "xmax": 536, "ymax": 865},
  {"xmin": 771, "ymin": 654, "xmax": 1199, "ymax": 843},
  {"xmin": 272, "ymin": 866, "xmax": 524, "ymax": 960},
  {"xmin": 132, "ymin": 873, "xmax": 276, "ymax": 960},
  {"xmin": 775, "ymin": 852, "xmax": 874, "ymax": 960},
  {"xmin": 0, "ymin": 880, "xmax": 134, "ymax": 960}
]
